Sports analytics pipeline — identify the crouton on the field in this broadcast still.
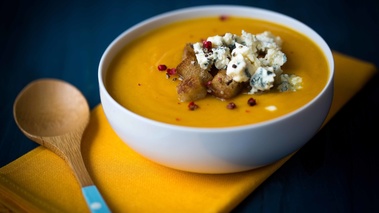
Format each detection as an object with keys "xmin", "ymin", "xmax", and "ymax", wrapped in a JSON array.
[{"xmin": 208, "ymin": 70, "xmax": 244, "ymax": 99}]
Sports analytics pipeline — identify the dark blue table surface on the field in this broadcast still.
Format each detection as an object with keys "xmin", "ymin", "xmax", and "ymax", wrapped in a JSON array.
[{"xmin": 1, "ymin": 0, "xmax": 379, "ymax": 212}]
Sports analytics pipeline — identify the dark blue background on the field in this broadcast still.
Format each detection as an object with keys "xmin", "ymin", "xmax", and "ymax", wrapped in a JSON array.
[{"xmin": 1, "ymin": 0, "xmax": 378, "ymax": 212}]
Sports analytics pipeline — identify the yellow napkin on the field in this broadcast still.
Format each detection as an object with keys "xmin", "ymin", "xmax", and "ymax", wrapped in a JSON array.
[{"xmin": 0, "ymin": 52, "xmax": 377, "ymax": 213}]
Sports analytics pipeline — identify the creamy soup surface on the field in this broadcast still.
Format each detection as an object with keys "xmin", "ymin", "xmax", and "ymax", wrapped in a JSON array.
[{"xmin": 106, "ymin": 16, "xmax": 329, "ymax": 127}]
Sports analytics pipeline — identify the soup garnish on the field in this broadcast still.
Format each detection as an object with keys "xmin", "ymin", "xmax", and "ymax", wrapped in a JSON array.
[{"xmin": 162, "ymin": 30, "xmax": 303, "ymax": 103}]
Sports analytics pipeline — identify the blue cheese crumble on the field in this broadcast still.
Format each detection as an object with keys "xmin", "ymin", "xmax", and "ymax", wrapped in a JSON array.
[{"xmin": 193, "ymin": 30, "xmax": 302, "ymax": 94}]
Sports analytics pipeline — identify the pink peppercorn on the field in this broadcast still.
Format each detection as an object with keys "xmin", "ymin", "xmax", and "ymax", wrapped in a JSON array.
[
  {"xmin": 188, "ymin": 101, "xmax": 199, "ymax": 111},
  {"xmin": 219, "ymin": 15, "xmax": 229, "ymax": 21},
  {"xmin": 202, "ymin": 40, "xmax": 212, "ymax": 52},
  {"xmin": 227, "ymin": 102, "xmax": 237, "ymax": 109},
  {"xmin": 158, "ymin": 64, "xmax": 167, "ymax": 71},
  {"xmin": 167, "ymin": 68, "xmax": 177, "ymax": 75},
  {"xmin": 247, "ymin": 97, "xmax": 257, "ymax": 106}
]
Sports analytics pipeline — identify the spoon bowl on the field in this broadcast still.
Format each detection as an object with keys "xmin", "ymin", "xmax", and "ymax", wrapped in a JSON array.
[
  {"xmin": 13, "ymin": 79, "xmax": 89, "ymax": 146},
  {"xmin": 13, "ymin": 78, "xmax": 110, "ymax": 213}
]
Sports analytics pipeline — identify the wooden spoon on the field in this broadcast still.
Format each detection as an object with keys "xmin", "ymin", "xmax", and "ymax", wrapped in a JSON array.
[{"xmin": 13, "ymin": 78, "xmax": 110, "ymax": 213}]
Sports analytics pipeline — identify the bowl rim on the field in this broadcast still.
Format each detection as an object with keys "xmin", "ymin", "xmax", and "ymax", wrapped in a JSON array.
[{"xmin": 98, "ymin": 5, "xmax": 334, "ymax": 132}]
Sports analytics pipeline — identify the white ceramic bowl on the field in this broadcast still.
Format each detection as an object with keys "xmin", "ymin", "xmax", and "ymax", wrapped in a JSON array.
[{"xmin": 98, "ymin": 5, "xmax": 334, "ymax": 174}]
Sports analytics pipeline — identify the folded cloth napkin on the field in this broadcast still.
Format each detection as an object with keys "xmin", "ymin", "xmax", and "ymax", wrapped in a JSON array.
[{"xmin": 0, "ymin": 52, "xmax": 377, "ymax": 213}]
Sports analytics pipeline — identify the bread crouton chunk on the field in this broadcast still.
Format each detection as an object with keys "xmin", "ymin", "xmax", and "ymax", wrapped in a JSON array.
[{"xmin": 208, "ymin": 70, "xmax": 244, "ymax": 99}]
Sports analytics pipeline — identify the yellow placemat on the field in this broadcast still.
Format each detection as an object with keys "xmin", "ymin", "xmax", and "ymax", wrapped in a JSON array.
[{"xmin": 0, "ymin": 52, "xmax": 377, "ymax": 213}]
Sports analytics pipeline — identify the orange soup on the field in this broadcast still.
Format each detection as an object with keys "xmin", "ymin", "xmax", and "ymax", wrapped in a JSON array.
[{"xmin": 106, "ymin": 16, "xmax": 329, "ymax": 127}]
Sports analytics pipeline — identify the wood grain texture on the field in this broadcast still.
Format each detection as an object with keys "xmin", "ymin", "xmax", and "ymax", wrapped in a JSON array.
[{"xmin": 13, "ymin": 79, "xmax": 93, "ymax": 187}]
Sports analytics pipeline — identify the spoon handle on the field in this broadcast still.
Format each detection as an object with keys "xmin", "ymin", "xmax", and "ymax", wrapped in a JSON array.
[{"xmin": 82, "ymin": 185, "xmax": 111, "ymax": 213}]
